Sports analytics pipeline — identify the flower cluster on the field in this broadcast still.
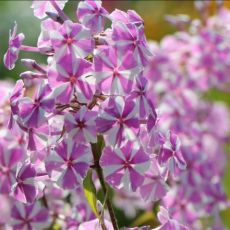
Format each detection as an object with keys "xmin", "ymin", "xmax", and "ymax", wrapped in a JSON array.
[{"xmin": 1, "ymin": 0, "xmax": 229, "ymax": 229}]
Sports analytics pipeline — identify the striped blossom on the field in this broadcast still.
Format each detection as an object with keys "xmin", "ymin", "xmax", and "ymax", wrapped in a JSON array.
[
  {"xmin": 158, "ymin": 131, "xmax": 186, "ymax": 176},
  {"xmin": 19, "ymin": 82, "xmax": 54, "ymax": 128},
  {"xmin": 0, "ymin": 142, "xmax": 25, "ymax": 194},
  {"xmin": 77, "ymin": 0, "xmax": 109, "ymax": 34},
  {"xmin": 31, "ymin": 0, "xmax": 68, "ymax": 19},
  {"xmin": 10, "ymin": 202, "xmax": 49, "ymax": 230},
  {"xmin": 50, "ymin": 20, "xmax": 94, "ymax": 58},
  {"xmin": 11, "ymin": 163, "xmax": 44, "ymax": 204},
  {"xmin": 48, "ymin": 53, "xmax": 94, "ymax": 104},
  {"xmin": 94, "ymin": 47, "xmax": 140, "ymax": 95},
  {"xmin": 65, "ymin": 106, "xmax": 97, "ymax": 143},
  {"xmin": 100, "ymin": 141, "xmax": 150, "ymax": 192},
  {"xmin": 46, "ymin": 139, "xmax": 92, "ymax": 189},
  {"xmin": 96, "ymin": 96, "xmax": 139, "ymax": 146},
  {"xmin": 3, "ymin": 22, "xmax": 25, "ymax": 70},
  {"xmin": 112, "ymin": 22, "xmax": 152, "ymax": 66}
]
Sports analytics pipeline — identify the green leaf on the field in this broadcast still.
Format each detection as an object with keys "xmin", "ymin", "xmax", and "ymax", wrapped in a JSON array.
[
  {"xmin": 131, "ymin": 211, "xmax": 159, "ymax": 228},
  {"xmin": 220, "ymin": 208, "xmax": 230, "ymax": 228},
  {"xmin": 83, "ymin": 169, "xmax": 100, "ymax": 218}
]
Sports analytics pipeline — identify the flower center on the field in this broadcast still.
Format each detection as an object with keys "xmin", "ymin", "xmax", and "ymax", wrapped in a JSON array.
[
  {"xmin": 66, "ymin": 37, "xmax": 73, "ymax": 45},
  {"xmin": 77, "ymin": 121, "xmax": 85, "ymax": 129},
  {"xmin": 66, "ymin": 160, "xmax": 73, "ymax": 168},
  {"xmin": 113, "ymin": 68, "xmax": 119, "ymax": 77},
  {"xmin": 69, "ymin": 75, "xmax": 76, "ymax": 84},
  {"xmin": 117, "ymin": 117, "xmax": 124, "ymax": 125}
]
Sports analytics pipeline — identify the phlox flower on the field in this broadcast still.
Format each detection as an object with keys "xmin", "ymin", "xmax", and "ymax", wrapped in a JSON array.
[
  {"xmin": 139, "ymin": 158, "xmax": 169, "ymax": 202},
  {"xmin": 158, "ymin": 131, "xmax": 186, "ymax": 176},
  {"xmin": 19, "ymin": 82, "xmax": 54, "ymax": 128},
  {"xmin": 94, "ymin": 47, "xmax": 140, "ymax": 95},
  {"xmin": 112, "ymin": 21, "xmax": 152, "ymax": 66},
  {"xmin": 77, "ymin": 0, "xmax": 109, "ymax": 34},
  {"xmin": 127, "ymin": 75, "xmax": 155, "ymax": 119},
  {"xmin": 96, "ymin": 96, "xmax": 139, "ymax": 146},
  {"xmin": 154, "ymin": 206, "xmax": 189, "ymax": 230},
  {"xmin": 78, "ymin": 218, "xmax": 113, "ymax": 230},
  {"xmin": 11, "ymin": 163, "xmax": 44, "ymax": 204},
  {"xmin": 10, "ymin": 201, "xmax": 49, "ymax": 230},
  {"xmin": 0, "ymin": 142, "xmax": 25, "ymax": 193},
  {"xmin": 3, "ymin": 22, "xmax": 25, "ymax": 70},
  {"xmin": 8, "ymin": 80, "xmax": 25, "ymax": 129},
  {"xmin": 110, "ymin": 9, "xmax": 144, "ymax": 26},
  {"xmin": 45, "ymin": 139, "xmax": 92, "ymax": 189},
  {"xmin": 31, "ymin": 0, "xmax": 68, "ymax": 19},
  {"xmin": 50, "ymin": 20, "xmax": 94, "ymax": 58},
  {"xmin": 100, "ymin": 141, "xmax": 150, "ymax": 192},
  {"xmin": 65, "ymin": 106, "xmax": 97, "ymax": 143},
  {"xmin": 48, "ymin": 53, "xmax": 94, "ymax": 103}
]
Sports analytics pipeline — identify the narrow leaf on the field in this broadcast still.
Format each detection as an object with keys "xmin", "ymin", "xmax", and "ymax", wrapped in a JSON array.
[{"xmin": 83, "ymin": 169, "xmax": 100, "ymax": 218}]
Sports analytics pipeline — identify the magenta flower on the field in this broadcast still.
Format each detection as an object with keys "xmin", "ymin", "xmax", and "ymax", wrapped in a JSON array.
[
  {"xmin": 31, "ymin": 0, "xmax": 68, "ymax": 19},
  {"xmin": 112, "ymin": 22, "xmax": 152, "ymax": 66},
  {"xmin": 127, "ymin": 75, "xmax": 155, "ymax": 119},
  {"xmin": 37, "ymin": 18, "xmax": 61, "ymax": 54},
  {"xmin": 0, "ymin": 142, "xmax": 25, "ymax": 194},
  {"xmin": 46, "ymin": 139, "xmax": 92, "ymax": 189},
  {"xmin": 48, "ymin": 53, "xmax": 94, "ymax": 103},
  {"xmin": 3, "ymin": 22, "xmax": 25, "ymax": 70},
  {"xmin": 50, "ymin": 20, "xmax": 94, "ymax": 57},
  {"xmin": 110, "ymin": 9, "xmax": 144, "ymax": 26},
  {"xmin": 19, "ymin": 82, "xmax": 54, "ymax": 128},
  {"xmin": 11, "ymin": 202, "xmax": 49, "ymax": 230},
  {"xmin": 100, "ymin": 141, "xmax": 150, "ymax": 192},
  {"xmin": 77, "ymin": 0, "xmax": 109, "ymax": 34},
  {"xmin": 155, "ymin": 206, "xmax": 189, "ymax": 230},
  {"xmin": 8, "ymin": 80, "xmax": 25, "ymax": 129},
  {"xmin": 78, "ymin": 219, "xmax": 113, "ymax": 230},
  {"xmin": 139, "ymin": 158, "xmax": 169, "ymax": 202},
  {"xmin": 94, "ymin": 47, "xmax": 140, "ymax": 95},
  {"xmin": 11, "ymin": 163, "xmax": 44, "ymax": 204},
  {"xmin": 96, "ymin": 97, "xmax": 139, "ymax": 146},
  {"xmin": 158, "ymin": 131, "xmax": 186, "ymax": 176},
  {"xmin": 65, "ymin": 106, "xmax": 97, "ymax": 143}
]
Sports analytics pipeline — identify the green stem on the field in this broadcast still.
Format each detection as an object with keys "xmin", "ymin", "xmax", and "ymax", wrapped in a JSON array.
[{"xmin": 91, "ymin": 141, "xmax": 119, "ymax": 230}]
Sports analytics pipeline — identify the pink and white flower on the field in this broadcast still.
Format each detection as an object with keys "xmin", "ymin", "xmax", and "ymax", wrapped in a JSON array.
[{"xmin": 100, "ymin": 141, "xmax": 150, "ymax": 192}]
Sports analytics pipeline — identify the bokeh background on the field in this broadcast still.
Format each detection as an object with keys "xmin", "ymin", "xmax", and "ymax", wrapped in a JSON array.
[{"xmin": 0, "ymin": 0, "xmax": 229, "ymax": 228}]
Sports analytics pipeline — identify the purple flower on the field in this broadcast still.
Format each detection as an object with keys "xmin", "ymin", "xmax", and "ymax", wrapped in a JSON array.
[
  {"xmin": 0, "ymin": 142, "xmax": 25, "ymax": 193},
  {"xmin": 37, "ymin": 18, "xmax": 61, "ymax": 54},
  {"xmin": 78, "ymin": 218, "xmax": 113, "ymax": 230},
  {"xmin": 48, "ymin": 53, "xmax": 94, "ymax": 103},
  {"xmin": 127, "ymin": 75, "xmax": 155, "ymax": 119},
  {"xmin": 110, "ymin": 9, "xmax": 144, "ymax": 26},
  {"xmin": 112, "ymin": 22, "xmax": 152, "ymax": 66},
  {"xmin": 3, "ymin": 22, "xmax": 25, "ymax": 70},
  {"xmin": 94, "ymin": 47, "xmax": 140, "ymax": 95},
  {"xmin": 19, "ymin": 82, "xmax": 54, "ymax": 128},
  {"xmin": 46, "ymin": 139, "xmax": 92, "ymax": 189},
  {"xmin": 65, "ymin": 106, "xmax": 97, "ymax": 143},
  {"xmin": 96, "ymin": 96, "xmax": 139, "ymax": 146},
  {"xmin": 11, "ymin": 163, "xmax": 44, "ymax": 204},
  {"xmin": 50, "ymin": 20, "xmax": 94, "ymax": 57},
  {"xmin": 11, "ymin": 202, "xmax": 49, "ymax": 230},
  {"xmin": 100, "ymin": 141, "xmax": 150, "ymax": 192},
  {"xmin": 77, "ymin": 0, "xmax": 109, "ymax": 34},
  {"xmin": 139, "ymin": 158, "xmax": 169, "ymax": 202},
  {"xmin": 8, "ymin": 80, "xmax": 25, "ymax": 129},
  {"xmin": 158, "ymin": 131, "xmax": 186, "ymax": 176},
  {"xmin": 31, "ymin": 0, "xmax": 68, "ymax": 19},
  {"xmin": 154, "ymin": 206, "xmax": 189, "ymax": 230}
]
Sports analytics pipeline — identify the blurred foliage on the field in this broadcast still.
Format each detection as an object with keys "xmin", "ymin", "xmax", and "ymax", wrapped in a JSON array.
[{"xmin": 0, "ymin": 0, "xmax": 229, "ymax": 229}]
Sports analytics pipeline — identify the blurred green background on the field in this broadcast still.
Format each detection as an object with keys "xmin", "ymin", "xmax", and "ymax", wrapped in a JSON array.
[{"xmin": 0, "ymin": 0, "xmax": 229, "ymax": 228}]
